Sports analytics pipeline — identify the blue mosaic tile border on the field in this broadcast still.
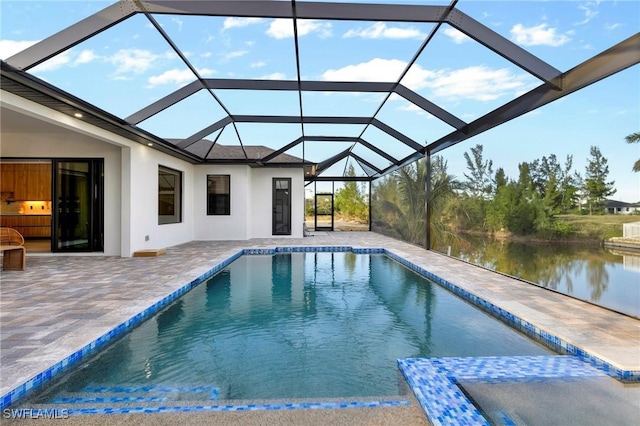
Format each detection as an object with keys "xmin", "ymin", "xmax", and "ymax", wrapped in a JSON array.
[
  {"xmin": 398, "ymin": 355, "xmax": 606, "ymax": 426},
  {"xmin": 242, "ymin": 246, "xmax": 385, "ymax": 255},
  {"xmin": 382, "ymin": 250, "xmax": 639, "ymax": 383},
  {"xmin": 52, "ymin": 396, "xmax": 167, "ymax": 404},
  {"xmin": 80, "ymin": 386, "xmax": 220, "ymax": 400},
  {"xmin": 8, "ymin": 400, "xmax": 410, "ymax": 417},
  {"xmin": 2, "ymin": 246, "xmax": 636, "ymax": 411}
]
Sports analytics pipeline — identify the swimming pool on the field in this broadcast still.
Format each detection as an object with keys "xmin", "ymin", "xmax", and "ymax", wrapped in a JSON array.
[{"xmin": 17, "ymin": 252, "xmax": 551, "ymax": 407}]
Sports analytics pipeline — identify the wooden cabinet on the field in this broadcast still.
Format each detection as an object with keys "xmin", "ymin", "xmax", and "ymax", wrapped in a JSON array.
[
  {"xmin": 0, "ymin": 215, "xmax": 51, "ymax": 238},
  {"xmin": 14, "ymin": 166, "xmax": 29, "ymax": 200},
  {"xmin": 1, "ymin": 164, "xmax": 15, "ymax": 193},
  {"xmin": 30, "ymin": 163, "xmax": 52, "ymax": 200},
  {"xmin": 0, "ymin": 163, "xmax": 51, "ymax": 201}
]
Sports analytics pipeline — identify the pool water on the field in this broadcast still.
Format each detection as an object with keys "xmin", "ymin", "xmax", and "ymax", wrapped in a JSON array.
[{"xmin": 25, "ymin": 253, "xmax": 551, "ymax": 403}]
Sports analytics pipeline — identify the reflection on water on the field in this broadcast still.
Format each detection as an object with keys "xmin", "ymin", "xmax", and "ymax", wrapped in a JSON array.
[
  {"xmin": 610, "ymin": 249, "xmax": 640, "ymax": 273},
  {"xmin": 435, "ymin": 237, "xmax": 640, "ymax": 318}
]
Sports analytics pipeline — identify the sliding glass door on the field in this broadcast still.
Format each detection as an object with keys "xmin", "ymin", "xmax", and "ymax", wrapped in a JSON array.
[{"xmin": 52, "ymin": 159, "xmax": 103, "ymax": 252}]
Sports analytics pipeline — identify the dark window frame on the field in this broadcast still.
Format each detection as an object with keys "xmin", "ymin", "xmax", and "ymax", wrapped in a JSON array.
[
  {"xmin": 272, "ymin": 177, "xmax": 292, "ymax": 235},
  {"xmin": 207, "ymin": 174, "xmax": 231, "ymax": 215},
  {"xmin": 158, "ymin": 165, "xmax": 182, "ymax": 225}
]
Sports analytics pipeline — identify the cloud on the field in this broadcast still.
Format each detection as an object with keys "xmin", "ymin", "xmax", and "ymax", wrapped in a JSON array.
[
  {"xmin": 222, "ymin": 17, "xmax": 264, "ymax": 31},
  {"xmin": 510, "ymin": 23, "xmax": 571, "ymax": 46},
  {"xmin": 2, "ymin": 39, "xmax": 74, "ymax": 72},
  {"xmin": 425, "ymin": 66, "xmax": 533, "ymax": 101},
  {"xmin": 442, "ymin": 27, "xmax": 471, "ymax": 44},
  {"xmin": 267, "ymin": 19, "xmax": 332, "ymax": 39},
  {"xmin": 251, "ymin": 61, "xmax": 266, "ymax": 68},
  {"xmin": 322, "ymin": 58, "xmax": 410, "ymax": 83},
  {"xmin": 322, "ymin": 58, "xmax": 533, "ymax": 102},
  {"xmin": 258, "ymin": 72, "xmax": 287, "ymax": 80},
  {"xmin": 171, "ymin": 17, "xmax": 183, "ymax": 32},
  {"xmin": 73, "ymin": 49, "xmax": 98, "ymax": 66},
  {"xmin": 108, "ymin": 49, "xmax": 175, "ymax": 75},
  {"xmin": 31, "ymin": 53, "xmax": 71, "ymax": 72},
  {"xmin": 147, "ymin": 68, "xmax": 215, "ymax": 87},
  {"xmin": 396, "ymin": 101, "xmax": 429, "ymax": 116},
  {"xmin": 605, "ymin": 22, "xmax": 621, "ymax": 31},
  {"xmin": 222, "ymin": 50, "xmax": 248, "ymax": 61},
  {"xmin": 322, "ymin": 58, "xmax": 434, "ymax": 91},
  {"xmin": 0, "ymin": 39, "xmax": 38, "ymax": 60},
  {"xmin": 576, "ymin": 2, "xmax": 599, "ymax": 25},
  {"xmin": 343, "ymin": 22, "xmax": 425, "ymax": 39}
]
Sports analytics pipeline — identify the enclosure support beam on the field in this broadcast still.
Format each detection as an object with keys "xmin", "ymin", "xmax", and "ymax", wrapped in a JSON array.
[{"xmin": 425, "ymin": 151, "xmax": 432, "ymax": 251}]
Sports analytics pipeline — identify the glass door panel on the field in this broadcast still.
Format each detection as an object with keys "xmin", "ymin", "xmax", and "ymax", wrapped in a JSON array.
[
  {"xmin": 53, "ymin": 160, "xmax": 103, "ymax": 252},
  {"xmin": 273, "ymin": 178, "xmax": 291, "ymax": 235},
  {"xmin": 315, "ymin": 193, "xmax": 333, "ymax": 231}
]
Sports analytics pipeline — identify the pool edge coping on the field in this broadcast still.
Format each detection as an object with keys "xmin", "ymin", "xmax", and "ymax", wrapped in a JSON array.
[{"xmin": 2, "ymin": 245, "xmax": 638, "ymax": 411}]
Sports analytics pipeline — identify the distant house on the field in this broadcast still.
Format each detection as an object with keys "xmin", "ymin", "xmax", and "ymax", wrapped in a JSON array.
[{"xmin": 605, "ymin": 200, "xmax": 640, "ymax": 215}]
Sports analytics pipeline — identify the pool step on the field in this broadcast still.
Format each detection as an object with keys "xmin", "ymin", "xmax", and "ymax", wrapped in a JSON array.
[{"xmin": 50, "ymin": 385, "xmax": 220, "ymax": 406}]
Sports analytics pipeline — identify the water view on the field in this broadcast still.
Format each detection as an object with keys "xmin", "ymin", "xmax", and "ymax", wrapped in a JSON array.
[{"xmin": 436, "ymin": 237, "xmax": 640, "ymax": 318}]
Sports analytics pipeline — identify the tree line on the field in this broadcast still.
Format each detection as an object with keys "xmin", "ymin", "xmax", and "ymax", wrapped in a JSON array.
[{"xmin": 372, "ymin": 143, "xmax": 622, "ymax": 246}]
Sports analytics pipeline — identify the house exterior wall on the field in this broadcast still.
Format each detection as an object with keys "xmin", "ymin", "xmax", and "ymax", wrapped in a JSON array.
[
  {"xmin": 1, "ymin": 91, "xmax": 197, "ymax": 256},
  {"xmin": 1, "ymin": 91, "xmax": 306, "ymax": 256},
  {"xmin": 128, "ymin": 144, "xmax": 195, "ymax": 255},
  {"xmin": 193, "ymin": 164, "xmax": 250, "ymax": 240},
  {"xmin": 606, "ymin": 205, "xmax": 640, "ymax": 215},
  {"xmin": 193, "ymin": 166, "xmax": 305, "ymax": 240}
]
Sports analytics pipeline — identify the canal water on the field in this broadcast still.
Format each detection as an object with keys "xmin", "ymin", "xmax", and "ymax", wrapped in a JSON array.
[{"xmin": 435, "ymin": 237, "xmax": 640, "ymax": 318}]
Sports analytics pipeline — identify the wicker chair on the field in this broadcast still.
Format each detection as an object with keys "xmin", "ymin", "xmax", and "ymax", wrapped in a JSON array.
[{"xmin": 0, "ymin": 227, "xmax": 26, "ymax": 271}]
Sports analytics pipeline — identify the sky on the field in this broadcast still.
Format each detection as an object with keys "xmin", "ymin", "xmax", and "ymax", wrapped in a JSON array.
[{"xmin": 1, "ymin": 0, "xmax": 639, "ymax": 201}]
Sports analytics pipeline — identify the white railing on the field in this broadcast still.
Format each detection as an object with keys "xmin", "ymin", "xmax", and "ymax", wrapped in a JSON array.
[{"xmin": 623, "ymin": 222, "xmax": 640, "ymax": 238}]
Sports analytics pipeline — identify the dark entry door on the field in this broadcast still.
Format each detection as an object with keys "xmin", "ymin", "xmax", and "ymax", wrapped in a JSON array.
[
  {"xmin": 314, "ymin": 193, "xmax": 333, "ymax": 231},
  {"xmin": 273, "ymin": 178, "xmax": 291, "ymax": 235},
  {"xmin": 53, "ymin": 159, "xmax": 104, "ymax": 252}
]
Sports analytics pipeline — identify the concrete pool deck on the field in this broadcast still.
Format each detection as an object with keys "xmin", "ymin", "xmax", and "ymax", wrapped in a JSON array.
[{"xmin": 1, "ymin": 232, "xmax": 639, "ymax": 423}]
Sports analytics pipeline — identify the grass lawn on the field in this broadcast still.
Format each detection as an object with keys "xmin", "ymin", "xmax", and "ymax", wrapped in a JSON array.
[{"xmin": 556, "ymin": 214, "xmax": 640, "ymax": 239}]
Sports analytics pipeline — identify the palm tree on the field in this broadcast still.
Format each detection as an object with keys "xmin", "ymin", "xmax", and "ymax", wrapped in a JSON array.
[
  {"xmin": 371, "ymin": 161, "xmax": 426, "ymax": 245},
  {"xmin": 372, "ymin": 157, "xmax": 464, "ymax": 248},
  {"xmin": 397, "ymin": 160, "xmax": 427, "ymax": 244},
  {"xmin": 625, "ymin": 131, "xmax": 640, "ymax": 172},
  {"xmin": 428, "ymin": 156, "xmax": 465, "ymax": 250}
]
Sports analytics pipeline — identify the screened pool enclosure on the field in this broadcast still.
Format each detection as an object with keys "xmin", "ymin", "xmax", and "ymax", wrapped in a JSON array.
[{"xmin": 1, "ymin": 0, "xmax": 638, "ymax": 246}]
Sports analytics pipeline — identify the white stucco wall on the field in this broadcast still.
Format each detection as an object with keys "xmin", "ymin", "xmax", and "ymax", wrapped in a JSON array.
[
  {"xmin": 193, "ymin": 164, "xmax": 250, "ymax": 240},
  {"xmin": 127, "ymin": 144, "xmax": 195, "ymax": 255},
  {"xmin": 193, "ymin": 165, "xmax": 306, "ymax": 240}
]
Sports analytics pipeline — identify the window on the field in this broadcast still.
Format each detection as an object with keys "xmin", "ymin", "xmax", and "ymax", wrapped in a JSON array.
[
  {"xmin": 207, "ymin": 175, "xmax": 230, "ymax": 215},
  {"xmin": 158, "ymin": 166, "xmax": 182, "ymax": 224}
]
